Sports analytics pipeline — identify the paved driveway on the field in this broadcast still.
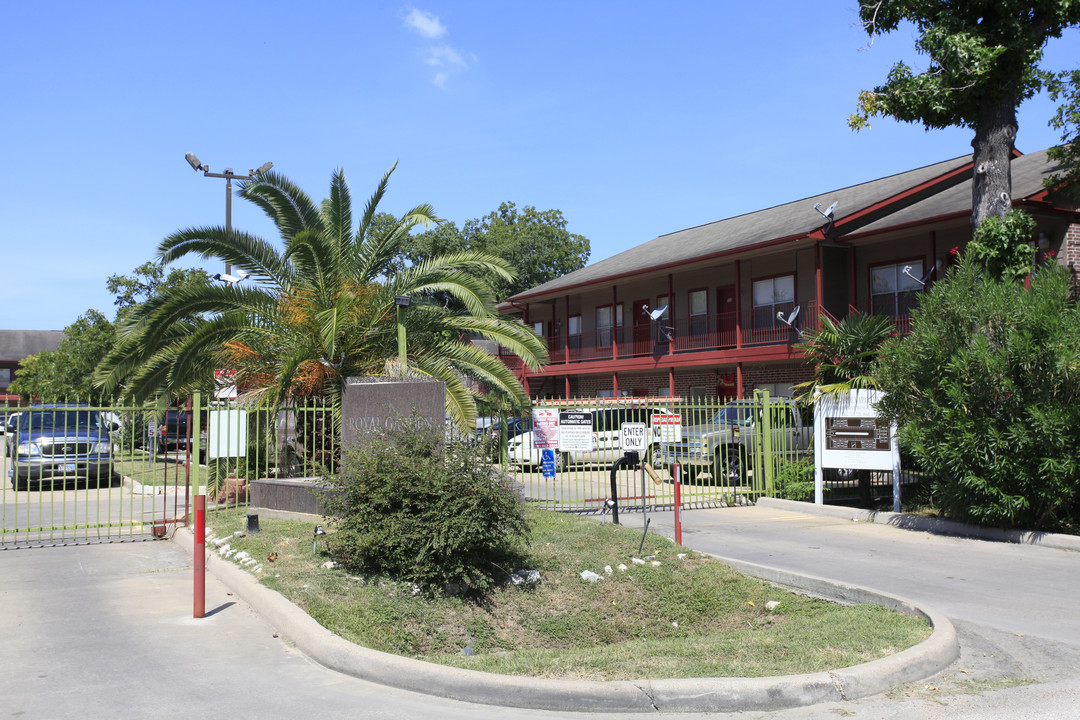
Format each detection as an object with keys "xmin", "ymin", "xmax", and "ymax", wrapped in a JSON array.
[{"xmin": 2, "ymin": 504, "xmax": 1080, "ymax": 719}]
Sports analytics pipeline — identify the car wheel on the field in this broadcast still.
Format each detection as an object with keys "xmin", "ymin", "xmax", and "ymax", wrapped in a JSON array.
[{"xmin": 716, "ymin": 446, "xmax": 748, "ymax": 486}]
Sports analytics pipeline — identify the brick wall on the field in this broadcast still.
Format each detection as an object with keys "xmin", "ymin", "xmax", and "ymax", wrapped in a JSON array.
[
  {"xmin": 741, "ymin": 363, "xmax": 812, "ymax": 396},
  {"xmin": 1065, "ymin": 222, "xmax": 1080, "ymax": 283}
]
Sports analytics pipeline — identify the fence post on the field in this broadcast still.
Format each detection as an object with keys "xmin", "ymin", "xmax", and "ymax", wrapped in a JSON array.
[
  {"xmin": 193, "ymin": 494, "xmax": 206, "ymax": 619},
  {"xmin": 673, "ymin": 463, "xmax": 682, "ymax": 546}
]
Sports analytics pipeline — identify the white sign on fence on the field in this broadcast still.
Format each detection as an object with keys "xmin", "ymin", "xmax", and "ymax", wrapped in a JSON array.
[
  {"xmin": 620, "ymin": 422, "xmax": 648, "ymax": 452},
  {"xmin": 558, "ymin": 411, "xmax": 593, "ymax": 452},
  {"xmin": 208, "ymin": 408, "xmax": 248, "ymax": 459}
]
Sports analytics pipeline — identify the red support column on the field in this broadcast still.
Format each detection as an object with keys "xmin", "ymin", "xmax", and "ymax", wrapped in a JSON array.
[{"xmin": 734, "ymin": 260, "xmax": 743, "ymax": 349}]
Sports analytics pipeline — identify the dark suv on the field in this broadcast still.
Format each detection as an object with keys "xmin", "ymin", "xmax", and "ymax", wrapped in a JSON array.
[
  {"xmin": 5, "ymin": 405, "xmax": 118, "ymax": 490},
  {"xmin": 155, "ymin": 410, "xmax": 208, "ymax": 458}
]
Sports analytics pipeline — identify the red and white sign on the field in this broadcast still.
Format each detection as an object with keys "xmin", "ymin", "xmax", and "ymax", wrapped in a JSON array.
[
  {"xmin": 214, "ymin": 369, "xmax": 238, "ymax": 400},
  {"xmin": 531, "ymin": 408, "xmax": 560, "ymax": 449},
  {"xmin": 651, "ymin": 413, "xmax": 682, "ymax": 442}
]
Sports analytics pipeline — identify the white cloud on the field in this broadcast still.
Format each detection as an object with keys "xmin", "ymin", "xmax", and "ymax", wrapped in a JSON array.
[
  {"xmin": 426, "ymin": 44, "xmax": 467, "ymax": 69},
  {"xmin": 402, "ymin": 8, "xmax": 474, "ymax": 89},
  {"xmin": 404, "ymin": 8, "xmax": 446, "ymax": 39}
]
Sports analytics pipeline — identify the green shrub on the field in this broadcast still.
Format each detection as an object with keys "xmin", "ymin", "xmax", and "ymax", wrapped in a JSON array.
[
  {"xmin": 321, "ymin": 418, "xmax": 530, "ymax": 594},
  {"xmin": 773, "ymin": 456, "xmax": 815, "ymax": 501},
  {"xmin": 875, "ymin": 258, "xmax": 1080, "ymax": 531}
]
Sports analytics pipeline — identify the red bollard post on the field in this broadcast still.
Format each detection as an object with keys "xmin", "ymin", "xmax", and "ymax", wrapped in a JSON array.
[
  {"xmin": 194, "ymin": 494, "xmax": 206, "ymax": 619},
  {"xmin": 673, "ymin": 463, "xmax": 682, "ymax": 546}
]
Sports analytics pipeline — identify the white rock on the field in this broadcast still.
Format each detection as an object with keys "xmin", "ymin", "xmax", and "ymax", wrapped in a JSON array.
[
  {"xmin": 765, "ymin": 601, "xmax": 781, "ymax": 611},
  {"xmin": 253, "ymin": 565, "xmax": 263, "ymax": 573},
  {"xmin": 580, "ymin": 570, "xmax": 603, "ymax": 582},
  {"xmin": 320, "ymin": 561, "xmax": 338, "ymax": 569},
  {"xmin": 651, "ymin": 561, "xmax": 662, "ymax": 566},
  {"xmin": 677, "ymin": 553, "xmax": 687, "ymax": 560},
  {"xmin": 603, "ymin": 565, "xmax": 613, "ymax": 575},
  {"xmin": 235, "ymin": 551, "xmax": 250, "ymax": 562},
  {"xmin": 671, "ymin": 621, "xmax": 679, "ymax": 628},
  {"xmin": 631, "ymin": 557, "xmax": 646, "ymax": 565},
  {"xmin": 212, "ymin": 538, "xmax": 226, "ymax": 547},
  {"xmin": 617, "ymin": 564, "xmax": 628, "ymax": 572},
  {"xmin": 508, "ymin": 574, "xmax": 524, "ymax": 586},
  {"xmin": 523, "ymin": 570, "xmax": 541, "ymax": 583}
]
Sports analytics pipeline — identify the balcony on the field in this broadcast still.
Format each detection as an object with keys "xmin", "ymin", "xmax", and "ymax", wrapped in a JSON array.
[{"xmin": 497, "ymin": 302, "xmax": 913, "ymax": 372}]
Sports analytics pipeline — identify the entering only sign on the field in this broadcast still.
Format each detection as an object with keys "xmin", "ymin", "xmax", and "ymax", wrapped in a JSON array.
[{"xmin": 620, "ymin": 422, "xmax": 648, "ymax": 452}]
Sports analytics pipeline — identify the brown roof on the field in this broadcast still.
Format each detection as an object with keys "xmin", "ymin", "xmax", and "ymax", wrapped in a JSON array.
[
  {"xmin": 507, "ymin": 149, "xmax": 1064, "ymax": 302},
  {"xmin": 0, "ymin": 330, "xmax": 66, "ymax": 362}
]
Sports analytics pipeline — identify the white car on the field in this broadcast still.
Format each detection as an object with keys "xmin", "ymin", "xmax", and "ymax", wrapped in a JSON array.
[{"xmin": 507, "ymin": 406, "xmax": 669, "ymax": 470}]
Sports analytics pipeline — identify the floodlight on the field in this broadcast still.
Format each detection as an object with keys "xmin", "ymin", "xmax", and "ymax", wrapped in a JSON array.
[
  {"xmin": 253, "ymin": 161, "xmax": 273, "ymax": 174},
  {"xmin": 185, "ymin": 152, "xmax": 204, "ymax": 172}
]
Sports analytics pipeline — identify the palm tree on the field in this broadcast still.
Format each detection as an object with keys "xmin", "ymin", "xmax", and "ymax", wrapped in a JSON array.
[
  {"xmin": 95, "ymin": 164, "xmax": 548, "ymax": 432},
  {"xmin": 794, "ymin": 311, "xmax": 897, "ymax": 508},
  {"xmin": 793, "ymin": 312, "xmax": 897, "ymax": 401}
]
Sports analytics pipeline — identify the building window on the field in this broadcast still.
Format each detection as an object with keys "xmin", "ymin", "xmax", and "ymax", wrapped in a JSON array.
[
  {"xmin": 871, "ymin": 262, "xmax": 922, "ymax": 321},
  {"xmin": 688, "ymin": 289, "xmax": 707, "ymax": 337},
  {"xmin": 568, "ymin": 314, "xmax": 582, "ymax": 350},
  {"xmin": 531, "ymin": 321, "xmax": 544, "ymax": 338},
  {"xmin": 752, "ymin": 275, "xmax": 795, "ymax": 329},
  {"xmin": 0, "ymin": 368, "xmax": 10, "ymax": 386},
  {"xmin": 596, "ymin": 305, "xmax": 613, "ymax": 347}
]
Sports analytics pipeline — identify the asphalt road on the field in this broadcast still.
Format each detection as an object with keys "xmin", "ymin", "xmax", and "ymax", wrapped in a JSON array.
[{"xmin": 2, "ymin": 503, "xmax": 1080, "ymax": 719}]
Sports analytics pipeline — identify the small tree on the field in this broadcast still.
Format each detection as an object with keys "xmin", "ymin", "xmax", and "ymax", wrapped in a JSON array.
[{"xmin": 874, "ymin": 254, "xmax": 1080, "ymax": 530}]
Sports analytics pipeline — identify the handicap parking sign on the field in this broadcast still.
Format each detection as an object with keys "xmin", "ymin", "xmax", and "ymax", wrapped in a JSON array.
[{"xmin": 541, "ymin": 449, "xmax": 556, "ymax": 479}]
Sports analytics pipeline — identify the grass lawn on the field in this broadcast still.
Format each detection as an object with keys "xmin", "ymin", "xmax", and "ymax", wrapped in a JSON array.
[
  {"xmin": 113, "ymin": 450, "xmax": 194, "ymax": 488},
  {"xmin": 203, "ymin": 507, "xmax": 930, "ymax": 681}
]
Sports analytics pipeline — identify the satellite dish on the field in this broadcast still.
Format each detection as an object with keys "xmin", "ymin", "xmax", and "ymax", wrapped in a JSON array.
[
  {"xmin": 777, "ymin": 305, "xmax": 802, "ymax": 336},
  {"xmin": 648, "ymin": 305, "xmax": 668, "ymax": 321},
  {"xmin": 824, "ymin": 201, "xmax": 838, "ymax": 217},
  {"xmin": 902, "ymin": 264, "xmax": 935, "ymax": 287}
]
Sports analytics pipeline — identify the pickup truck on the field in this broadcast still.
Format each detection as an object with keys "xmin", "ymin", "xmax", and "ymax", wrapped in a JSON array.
[
  {"xmin": 658, "ymin": 399, "xmax": 812, "ymax": 484},
  {"xmin": 5, "ymin": 405, "xmax": 119, "ymax": 490}
]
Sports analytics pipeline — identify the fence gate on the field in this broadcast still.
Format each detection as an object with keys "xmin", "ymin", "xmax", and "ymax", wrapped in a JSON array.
[
  {"xmin": 1, "ymin": 401, "xmax": 193, "ymax": 548},
  {"xmin": 508, "ymin": 392, "xmax": 806, "ymax": 514}
]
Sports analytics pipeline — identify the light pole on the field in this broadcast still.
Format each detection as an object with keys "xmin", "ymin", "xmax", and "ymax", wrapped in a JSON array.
[
  {"xmin": 395, "ymin": 295, "xmax": 411, "ymax": 367},
  {"xmin": 185, "ymin": 153, "xmax": 273, "ymax": 276}
]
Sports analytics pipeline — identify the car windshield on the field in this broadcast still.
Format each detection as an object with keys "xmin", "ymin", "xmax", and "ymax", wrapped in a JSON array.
[
  {"xmin": 21, "ymin": 410, "xmax": 101, "ymax": 429},
  {"xmin": 712, "ymin": 404, "xmax": 754, "ymax": 426}
]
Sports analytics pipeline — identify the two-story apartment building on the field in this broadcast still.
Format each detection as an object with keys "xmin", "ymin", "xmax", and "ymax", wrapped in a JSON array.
[{"xmin": 498, "ymin": 149, "xmax": 1080, "ymax": 401}]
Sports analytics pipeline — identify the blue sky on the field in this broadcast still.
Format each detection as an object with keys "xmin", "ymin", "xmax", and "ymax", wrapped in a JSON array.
[{"xmin": 2, "ymin": 1, "xmax": 1077, "ymax": 330}]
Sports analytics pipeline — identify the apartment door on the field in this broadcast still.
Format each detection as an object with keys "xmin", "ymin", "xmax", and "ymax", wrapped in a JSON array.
[{"xmin": 717, "ymin": 286, "xmax": 737, "ymax": 347}]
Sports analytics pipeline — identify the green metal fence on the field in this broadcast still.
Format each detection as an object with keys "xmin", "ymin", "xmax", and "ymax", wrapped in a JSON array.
[
  {"xmin": 504, "ymin": 392, "xmax": 928, "ymax": 513},
  {"xmin": 505, "ymin": 392, "xmax": 793, "ymax": 513},
  {"xmin": 1, "ymin": 394, "xmax": 335, "ymax": 548}
]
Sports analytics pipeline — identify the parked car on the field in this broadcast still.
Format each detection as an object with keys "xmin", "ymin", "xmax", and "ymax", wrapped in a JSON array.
[
  {"xmin": 507, "ymin": 406, "xmax": 668, "ymax": 470},
  {"xmin": 659, "ymin": 399, "xmax": 812, "ymax": 484},
  {"xmin": 156, "ymin": 410, "xmax": 207, "ymax": 449},
  {"xmin": 5, "ymin": 405, "xmax": 119, "ymax": 490}
]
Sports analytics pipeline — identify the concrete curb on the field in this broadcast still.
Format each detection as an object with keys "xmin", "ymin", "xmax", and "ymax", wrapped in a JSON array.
[
  {"xmin": 756, "ymin": 497, "xmax": 1080, "ymax": 552},
  {"xmin": 173, "ymin": 526, "xmax": 957, "ymax": 713}
]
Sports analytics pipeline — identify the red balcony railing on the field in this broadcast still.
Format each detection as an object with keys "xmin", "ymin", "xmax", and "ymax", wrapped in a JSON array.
[{"xmin": 496, "ymin": 301, "xmax": 917, "ymax": 371}]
